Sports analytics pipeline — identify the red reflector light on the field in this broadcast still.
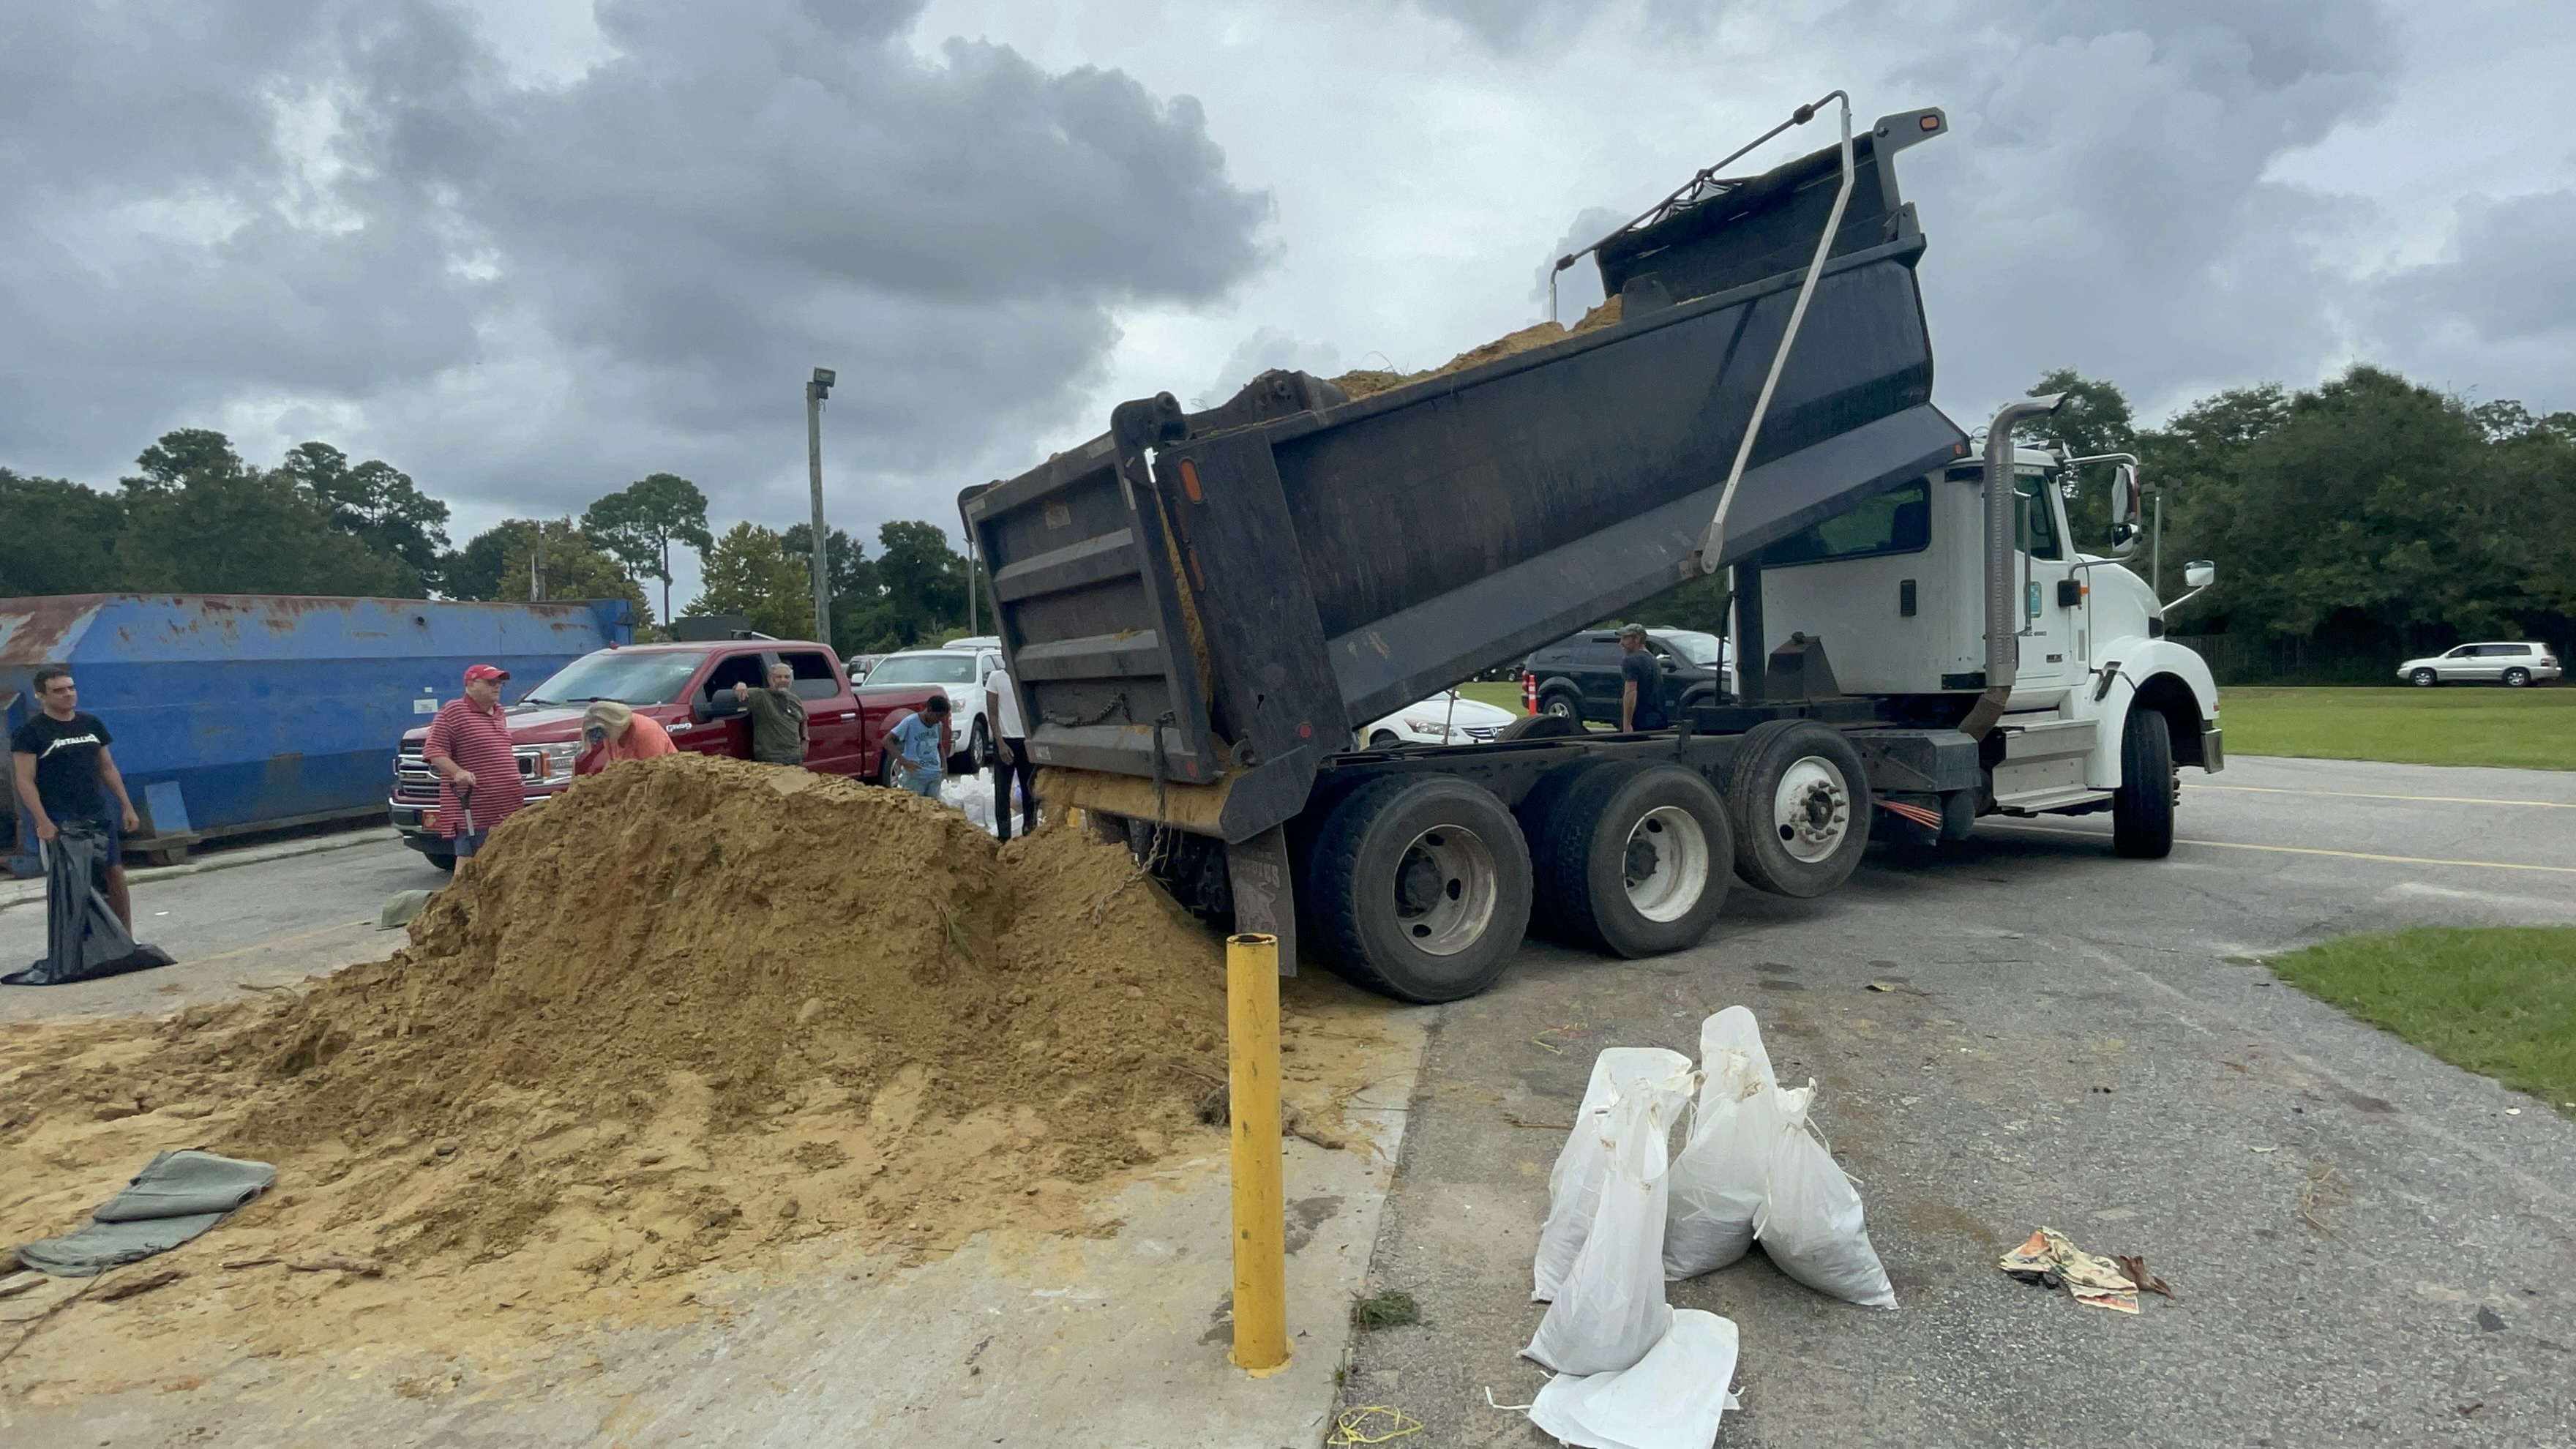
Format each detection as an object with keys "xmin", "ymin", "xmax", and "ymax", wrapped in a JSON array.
[
  {"xmin": 1920, "ymin": 114, "xmax": 1939, "ymax": 131},
  {"xmin": 1179, "ymin": 459, "xmax": 1202, "ymax": 502}
]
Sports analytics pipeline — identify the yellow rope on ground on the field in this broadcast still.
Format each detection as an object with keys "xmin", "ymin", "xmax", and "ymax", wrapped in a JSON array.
[{"xmin": 1327, "ymin": 1405, "xmax": 1424, "ymax": 1445}]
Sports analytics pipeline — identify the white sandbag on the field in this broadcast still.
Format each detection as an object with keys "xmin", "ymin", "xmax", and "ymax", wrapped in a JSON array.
[
  {"xmin": 1662, "ymin": 1008, "xmax": 1778, "ymax": 1279},
  {"xmin": 1532, "ymin": 1047, "xmax": 1693, "ymax": 1303},
  {"xmin": 1527, "ymin": 1308, "xmax": 1742, "ymax": 1449},
  {"xmin": 938, "ymin": 771, "xmax": 997, "ymax": 835},
  {"xmin": 1752, "ymin": 1082, "xmax": 1897, "ymax": 1308},
  {"xmin": 1524, "ymin": 1063, "xmax": 1693, "ymax": 1376}
]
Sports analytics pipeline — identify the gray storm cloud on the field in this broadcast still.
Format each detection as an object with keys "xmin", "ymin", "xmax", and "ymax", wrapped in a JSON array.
[{"xmin": 0, "ymin": 0, "xmax": 1271, "ymax": 525}]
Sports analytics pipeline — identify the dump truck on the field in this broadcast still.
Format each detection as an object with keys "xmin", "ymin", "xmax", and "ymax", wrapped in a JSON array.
[{"xmin": 959, "ymin": 97, "xmax": 2221, "ymax": 1003}]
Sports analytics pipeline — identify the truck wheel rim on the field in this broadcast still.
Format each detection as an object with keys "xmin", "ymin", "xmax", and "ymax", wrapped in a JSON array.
[
  {"xmin": 1544, "ymin": 697, "xmax": 1575, "ymax": 718},
  {"xmin": 1772, "ymin": 757, "xmax": 1849, "ymax": 864},
  {"xmin": 1390, "ymin": 825, "xmax": 1498, "ymax": 956},
  {"xmin": 1622, "ymin": 805, "xmax": 1708, "ymax": 922}
]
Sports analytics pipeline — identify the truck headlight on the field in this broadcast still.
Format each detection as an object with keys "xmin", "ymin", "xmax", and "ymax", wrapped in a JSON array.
[{"xmin": 531, "ymin": 743, "xmax": 580, "ymax": 785}]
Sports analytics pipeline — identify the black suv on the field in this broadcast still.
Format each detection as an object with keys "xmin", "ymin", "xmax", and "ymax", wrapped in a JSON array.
[{"xmin": 1524, "ymin": 628, "xmax": 1729, "ymax": 726}]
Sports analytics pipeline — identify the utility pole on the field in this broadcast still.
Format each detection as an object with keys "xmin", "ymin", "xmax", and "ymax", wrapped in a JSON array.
[{"xmin": 805, "ymin": 367, "xmax": 836, "ymax": 647}]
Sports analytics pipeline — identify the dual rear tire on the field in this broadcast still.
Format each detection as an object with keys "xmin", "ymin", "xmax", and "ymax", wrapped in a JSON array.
[
  {"xmin": 1527, "ymin": 763, "xmax": 1733, "ymax": 958},
  {"xmin": 1306, "ymin": 776, "xmax": 1534, "ymax": 1003},
  {"xmin": 1302, "ymin": 722, "xmax": 1872, "ymax": 1002}
]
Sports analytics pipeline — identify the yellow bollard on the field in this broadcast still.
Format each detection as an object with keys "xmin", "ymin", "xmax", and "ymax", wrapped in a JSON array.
[{"xmin": 1226, "ymin": 931, "xmax": 1289, "ymax": 1374}]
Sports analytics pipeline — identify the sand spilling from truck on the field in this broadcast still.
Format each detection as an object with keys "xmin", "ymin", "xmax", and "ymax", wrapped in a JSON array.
[
  {"xmin": 1329, "ymin": 296, "xmax": 1622, "ymax": 400},
  {"xmin": 0, "ymin": 755, "xmax": 1393, "ymax": 1376}
]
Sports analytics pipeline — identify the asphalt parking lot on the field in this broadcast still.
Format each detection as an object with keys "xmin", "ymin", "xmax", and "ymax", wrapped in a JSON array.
[{"xmin": 1339, "ymin": 755, "xmax": 2576, "ymax": 1448}]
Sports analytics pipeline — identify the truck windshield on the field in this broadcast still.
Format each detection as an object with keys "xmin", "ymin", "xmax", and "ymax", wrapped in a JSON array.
[
  {"xmin": 521, "ymin": 651, "xmax": 705, "ymax": 707},
  {"xmin": 1656, "ymin": 631, "xmax": 1725, "ymax": 666},
  {"xmin": 865, "ymin": 654, "xmax": 978, "ymax": 685}
]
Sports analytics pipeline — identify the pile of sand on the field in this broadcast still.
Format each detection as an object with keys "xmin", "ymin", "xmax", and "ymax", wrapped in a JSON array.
[
  {"xmin": 0, "ymin": 755, "xmax": 1345, "ymax": 1362},
  {"xmin": 1329, "ymin": 296, "xmax": 1622, "ymax": 401}
]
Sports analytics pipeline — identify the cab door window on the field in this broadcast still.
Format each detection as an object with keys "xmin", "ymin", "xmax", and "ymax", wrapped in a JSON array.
[
  {"xmin": 2014, "ymin": 471, "xmax": 2064, "ymax": 561},
  {"xmin": 779, "ymin": 650, "xmax": 841, "ymax": 701},
  {"xmin": 702, "ymin": 653, "xmax": 768, "ymax": 698}
]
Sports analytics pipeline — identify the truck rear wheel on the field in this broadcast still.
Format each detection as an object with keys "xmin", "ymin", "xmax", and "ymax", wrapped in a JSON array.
[
  {"xmin": 2112, "ymin": 706, "xmax": 2176, "ymax": 858},
  {"xmin": 1534, "ymin": 762, "xmax": 1731, "ymax": 957},
  {"xmin": 1308, "ymin": 774, "xmax": 1532, "ymax": 1003},
  {"xmin": 1725, "ymin": 719, "xmax": 1870, "ymax": 898}
]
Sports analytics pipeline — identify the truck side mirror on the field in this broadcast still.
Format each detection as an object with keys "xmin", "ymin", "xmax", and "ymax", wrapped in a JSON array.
[
  {"xmin": 2103, "ymin": 463, "xmax": 2143, "ymax": 556},
  {"xmin": 2184, "ymin": 560, "xmax": 2215, "ymax": 589},
  {"xmin": 2109, "ymin": 463, "xmax": 2139, "ymax": 526}
]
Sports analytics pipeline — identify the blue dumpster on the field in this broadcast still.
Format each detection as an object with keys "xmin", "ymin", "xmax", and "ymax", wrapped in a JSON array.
[{"xmin": 1, "ymin": 594, "xmax": 633, "ymax": 867}]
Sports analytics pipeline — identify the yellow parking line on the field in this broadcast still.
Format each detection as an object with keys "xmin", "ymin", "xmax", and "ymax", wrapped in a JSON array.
[
  {"xmin": 2186, "ymin": 783, "xmax": 2576, "ymax": 809},
  {"xmin": 1985, "ymin": 823, "xmax": 2576, "ymax": 876}
]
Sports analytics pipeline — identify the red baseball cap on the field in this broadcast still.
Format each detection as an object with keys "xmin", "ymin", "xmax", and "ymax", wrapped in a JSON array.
[{"xmin": 463, "ymin": 664, "xmax": 511, "ymax": 684}]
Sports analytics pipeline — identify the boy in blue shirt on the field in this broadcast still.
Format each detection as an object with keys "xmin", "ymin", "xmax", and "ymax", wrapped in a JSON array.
[{"xmin": 886, "ymin": 694, "xmax": 953, "ymax": 798}]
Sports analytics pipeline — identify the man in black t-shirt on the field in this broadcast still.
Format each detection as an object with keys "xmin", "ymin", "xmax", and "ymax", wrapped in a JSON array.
[
  {"xmin": 11, "ymin": 664, "xmax": 141, "ymax": 929},
  {"xmin": 1617, "ymin": 623, "xmax": 1669, "ymax": 733}
]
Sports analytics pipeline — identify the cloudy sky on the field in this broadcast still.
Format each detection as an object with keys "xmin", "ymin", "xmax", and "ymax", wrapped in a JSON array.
[{"xmin": 6, "ymin": 0, "xmax": 2572, "ymax": 609}]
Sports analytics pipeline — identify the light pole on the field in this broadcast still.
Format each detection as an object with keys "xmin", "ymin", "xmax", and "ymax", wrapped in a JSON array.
[{"xmin": 805, "ymin": 367, "xmax": 836, "ymax": 647}]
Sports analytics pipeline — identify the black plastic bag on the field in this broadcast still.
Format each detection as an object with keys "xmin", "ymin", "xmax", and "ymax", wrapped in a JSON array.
[{"xmin": 1, "ymin": 823, "xmax": 173, "ymax": 986}]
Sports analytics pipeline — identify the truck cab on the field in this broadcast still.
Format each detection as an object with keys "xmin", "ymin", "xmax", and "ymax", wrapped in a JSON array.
[
  {"xmin": 389, "ymin": 640, "xmax": 946, "ymax": 866},
  {"xmin": 1758, "ymin": 445, "xmax": 2220, "ymax": 835}
]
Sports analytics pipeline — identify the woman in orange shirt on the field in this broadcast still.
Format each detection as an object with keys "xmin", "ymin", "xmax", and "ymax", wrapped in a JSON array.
[{"xmin": 574, "ymin": 700, "xmax": 678, "ymax": 776}]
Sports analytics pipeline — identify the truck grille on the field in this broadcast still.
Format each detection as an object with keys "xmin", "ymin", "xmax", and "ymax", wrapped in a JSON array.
[
  {"xmin": 393, "ymin": 741, "xmax": 439, "ymax": 804},
  {"xmin": 393, "ymin": 739, "xmax": 543, "ymax": 805}
]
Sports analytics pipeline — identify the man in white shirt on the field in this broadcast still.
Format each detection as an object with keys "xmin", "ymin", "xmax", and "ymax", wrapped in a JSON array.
[{"xmin": 986, "ymin": 662, "xmax": 1038, "ymax": 840}]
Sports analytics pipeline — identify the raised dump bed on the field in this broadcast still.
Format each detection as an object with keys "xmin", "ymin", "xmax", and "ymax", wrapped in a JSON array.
[{"xmin": 965, "ymin": 106, "xmax": 1968, "ymax": 847}]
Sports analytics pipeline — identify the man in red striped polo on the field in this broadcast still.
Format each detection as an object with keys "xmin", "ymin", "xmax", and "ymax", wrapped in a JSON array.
[{"xmin": 422, "ymin": 664, "xmax": 524, "ymax": 861}]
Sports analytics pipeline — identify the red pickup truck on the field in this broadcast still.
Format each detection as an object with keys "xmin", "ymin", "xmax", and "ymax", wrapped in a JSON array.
[{"xmin": 389, "ymin": 639, "xmax": 948, "ymax": 867}]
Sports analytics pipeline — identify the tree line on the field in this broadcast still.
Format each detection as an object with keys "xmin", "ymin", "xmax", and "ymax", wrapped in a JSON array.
[
  {"xmin": 2023, "ymin": 364, "xmax": 2576, "ymax": 675},
  {"xmin": 1, "ymin": 429, "xmax": 983, "ymax": 654},
  {"xmin": 14, "ymin": 362, "xmax": 2569, "ymax": 678}
]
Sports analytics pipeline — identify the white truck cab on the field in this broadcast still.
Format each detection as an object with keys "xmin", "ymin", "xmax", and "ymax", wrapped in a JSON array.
[{"xmin": 1758, "ymin": 437, "xmax": 2221, "ymax": 854}]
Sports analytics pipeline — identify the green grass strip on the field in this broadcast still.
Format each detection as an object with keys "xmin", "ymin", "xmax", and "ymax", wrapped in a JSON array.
[
  {"xmin": 2269, "ymin": 926, "xmax": 2576, "ymax": 1115},
  {"xmin": 2217, "ymin": 686, "xmax": 2576, "ymax": 771}
]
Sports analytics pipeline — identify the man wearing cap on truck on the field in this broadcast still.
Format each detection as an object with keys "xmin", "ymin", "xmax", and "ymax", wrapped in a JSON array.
[
  {"xmin": 422, "ymin": 664, "xmax": 523, "ymax": 861},
  {"xmin": 1617, "ymin": 623, "xmax": 1669, "ymax": 733}
]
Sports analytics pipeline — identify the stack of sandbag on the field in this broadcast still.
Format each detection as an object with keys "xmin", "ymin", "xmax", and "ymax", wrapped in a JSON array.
[
  {"xmin": 1522, "ymin": 1048, "xmax": 1741, "ymax": 1449},
  {"xmin": 1664, "ymin": 1006, "xmax": 1895, "ymax": 1308},
  {"xmin": 1516, "ymin": 1010, "xmax": 1894, "ymax": 1449}
]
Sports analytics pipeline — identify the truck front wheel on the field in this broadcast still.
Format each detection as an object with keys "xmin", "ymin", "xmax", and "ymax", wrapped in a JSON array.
[
  {"xmin": 1534, "ymin": 763, "xmax": 1732, "ymax": 957},
  {"xmin": 1725, "ymin": 719, "xmax": 1871, "ymax": 898},
  {"xmin": 1308, "ymin": 774, "xmax": 1532, "ymax": 1003},
  {"xmin": 2112, "ymin": 706, "xmax": 2176, "ymax": 858}
]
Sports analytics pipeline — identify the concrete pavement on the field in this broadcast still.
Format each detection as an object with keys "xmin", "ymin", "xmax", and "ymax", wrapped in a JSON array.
[{"xmin": 1338, "ymin": 755, "xmax": 2576, "ymax": 1448}]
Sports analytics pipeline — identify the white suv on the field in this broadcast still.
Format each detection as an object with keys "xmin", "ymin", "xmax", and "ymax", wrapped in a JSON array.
[
  {"xmin": 2397, "ymin": 642, "xmax": 2561, "ymax": 687},
  {"xmin": 860, "ymin": 645, "xmax": 1004, "ymax": 759}
]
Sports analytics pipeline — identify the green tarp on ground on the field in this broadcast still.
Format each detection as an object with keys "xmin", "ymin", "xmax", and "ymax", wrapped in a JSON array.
[{"xmin": 16, "ymin": 1150, "xmax": 274, "ymax": 1277}]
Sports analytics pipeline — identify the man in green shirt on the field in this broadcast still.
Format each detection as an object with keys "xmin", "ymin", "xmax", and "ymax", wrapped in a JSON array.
[{"xmin": 732, "ymin": 662, "xmax": 809, "ymax": 765}]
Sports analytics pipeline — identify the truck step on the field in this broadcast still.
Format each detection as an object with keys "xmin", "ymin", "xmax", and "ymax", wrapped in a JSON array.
[{"xmin": 1993, "ymin": 785, "xmax": 2113, "ymax": 814}]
